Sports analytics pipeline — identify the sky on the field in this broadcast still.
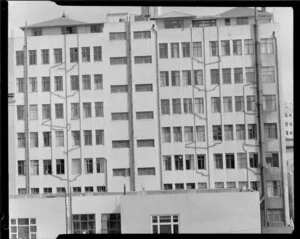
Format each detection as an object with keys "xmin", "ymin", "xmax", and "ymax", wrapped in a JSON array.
[{"xmin": 8, "ymin": 2, "xmax": 293, "ymax": 103}]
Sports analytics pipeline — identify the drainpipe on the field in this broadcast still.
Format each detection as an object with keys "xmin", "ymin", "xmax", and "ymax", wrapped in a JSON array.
[
  {"xmin": 254, "ymin": 8, "xmax": 268, "ymax": 228},
  {"xmin": 273, "ymin": 32, "xmax": 290, "ymax": 226},
  {"xmin": 151, "ymin": 25, "xmax": 163, "ymax": 190},
  {"xmin": 125, "ymin": 20, "xmax": 136, "ymax": 191},
  {"xmin": 23, "ymin": 21, "xmax": 30, "ymax": 194}
]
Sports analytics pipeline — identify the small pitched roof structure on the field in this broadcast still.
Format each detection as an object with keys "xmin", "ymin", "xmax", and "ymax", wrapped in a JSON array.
[
  {"xmin": 150, "ymin": 11, "xmax": 196, "ymax": 20},
  {"xmin": 217, "ymin": 7, "xmax": 273, "ymax": 18},
  {"xmin": 20, "ymin": 16, "xmax": 88, "ymax": 30}
]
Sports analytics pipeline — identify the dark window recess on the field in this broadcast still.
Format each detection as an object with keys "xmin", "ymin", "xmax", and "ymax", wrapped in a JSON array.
[
  {"xmin": 90, "ymin": 24, "xmax": 103, "ymax": 33},
  {"xmin": 101, "ymin": 214, "xmax": 121, "ymax": 234},
  {"xmin": 61, "ymin": 26, "xmax": 77, "ymax": 34}
]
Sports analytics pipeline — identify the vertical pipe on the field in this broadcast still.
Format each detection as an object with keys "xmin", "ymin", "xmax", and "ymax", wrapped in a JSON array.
[
  {"xmin": 23, "ymin": 21, "xmax": 30, "ymax": 194},
  {"xmin": 126, "ymin": 20, "xmax": 136, "ymax": 191},
  {"xmin": 152, "ymin": 26, "xmax": 163, "ymax": 190},
  {"xmin": 254, "ymin": 8, "xmax": 267, "ymax": 228}
]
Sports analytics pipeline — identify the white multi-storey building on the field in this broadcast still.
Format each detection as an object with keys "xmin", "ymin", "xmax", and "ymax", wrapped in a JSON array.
[{"xmin": 9, "ymin": 7, "xmax": 289, "ymax": 228}]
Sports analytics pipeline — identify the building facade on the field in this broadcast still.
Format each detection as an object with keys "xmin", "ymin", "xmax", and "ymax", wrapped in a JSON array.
[
  {"xmin": 284, "ymin": 103, "xmax": 293, "ymax": 139},
  {"xmin": 9, "ymin": 7, "xmax": 289, "ymax": 229}
]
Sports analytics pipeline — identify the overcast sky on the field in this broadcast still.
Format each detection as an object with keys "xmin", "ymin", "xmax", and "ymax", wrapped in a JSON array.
[{"xmin": 8, "ymin": 2, "xmax": 293, "ymax": 104}]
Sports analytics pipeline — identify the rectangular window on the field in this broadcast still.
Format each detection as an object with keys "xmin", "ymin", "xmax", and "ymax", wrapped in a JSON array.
[
  {"xmin": 134, "ymin": 31, "xmax": 151, "ymax": 39},
  {"xmin": 56, "ymin": 159, "xmax": 65, "ymax": 174},
  {"xmin": 267, "ymin": 181, "xmax": 281, "ymax": 197},
  {"xmin": 222, "ymin": 68, "xmax": 231, "ymax": 84},
  {"xmin": 57, "ymin": 187, "xmax": 66, "ymax": 193},
  {"xmin": 31, "ymin": 188, "xmax": 39, "ymax": 194},
  {"xmin": 247, "ymin": 96, "xmax": 256, "ymax": 111},
  {"xmin": 196, "ymin": 126, "xmax": 205, "ymax": 142},
  {"xmin": 42, "ymin": 77, "xmax": 50, "ymax": 92},
  {"xmin": 194, "ymin": 98, "xmax": 204, "ymax": 114},
  {"xmin": 54, "ymin": 48, "xmax": 62, "ymax": 63},
  {"xmin": 72, "ymin": 131, "xmax": 81, "ymax": 146},
  {"xmin": 162, "ymin": 127, "xmax": 171, "ymax": 143},
  {"xmin": 161, "ymin": 99, "xmax": 170, "ymax": 115},
  {"xmin": 44, "ymin": 188, "xmax": 52, "ymax": 194},
  {"xmin": 238, "ymin": 181, "xmax": 248, "ymax": 189},
  {"xmin": 211, "ymin": 97, "xmax": 221, "ymax": 113},
  {"xmin": 233, "ymin": 40, "xmax": 242, "ymax": 55},
  {"xmin": 244, "ymin": 39, "xmax": 254, "ymax": 55},
  {"xmin": 236, "ymin": 17, "xmax": 249, "ymax": 25},
  {"xmin": 260, "ymin": 38, "xmax": 274, "ymax": 54},
  {"xmin": 224, "ymin": 125, "xmax": 234, "ymax": 141},
  {"xmin": 226, "ymin": 154, "xmax": 235, "ymax": 169},
  {"xmin": 17, "ymin": 78, "xmax": 24, "ymax": 93},
  {"xmin": 82, "ymin": 75, "xmax": 91, "ymax": 90},
  {"xmin": 197, "ymin": 154, "xmax": 206, "ymax": 170},
  {"xmin": 29, "ymin": 77, "xmax": 37, "ymax": 92},
  {"xmin": 18, "ymin": 188, "xmax": 26, "ymax": 194},
  {"xmin": 101, "ymin": 214, "xmax": 121, "ymax": 234},
  {"xmin": 134, "ymin": 56, "xmax": 152, "ymax": 64},
  {"xmin": 223, "ymin": 97, "xmax": 232, "ymax": 112},
  {"xmin": 111, "ymin": 112, "xmax": 128, "ymax": 120},
  {"xmin": 135, "ymin": 84, "xmax": 153, "ymax": 92},
  {"xmin": 112, "ymin": 140, "xmax": 130, "ymax": 148},
  {"xmin": 83, "ymin": 103, "xmax": 92, "ymax": 118},
  {"xmin": 235, "ymin": 96, "xmax": 244, "ymax": 112},
  {"xmin": 109, "ymin": 32, "xmax": 126, "ymax": 40},
  {"xmin": 93, "ymin": 46, "xmax": 102, "ymax": 61},
  {"xmin": 249, "ymin": 152, "xmax": 258, "ymax": 168},
  {"xmin": 95, "ymin": 102, "xmax": 104, "ymax": 117},
  {"xmin": 43, "ymin": 132, "xmax": 51, "ymax": 147},
  {"xmin": 211, "ymin": 69, "xmax": 220, "ymax": 85},
  {"xmin": 184, "ymin": 126, "xmax": 194, "ymax": 142},
  {"xmin": 137, "ymin": 139, "xmax": 154, "ymax": 147},
  {"xmin": 266, "ymin": 152, "xmax": 279, "ymax": 167},
  {"xmin": 163, "ymin": 156, "xmax": 172, "ymax": 171},
  {"xmin": 183, "ymin": 98, "xmax": 193, "ymax": 114},
  {"xmin": 111, "ymin": 85, "xmax": 128, "ymax": 93},
  {"xmin": 175, "ymin": 184, "xmax": 184, "ymax": 190},
  {"xmin": 181, "ymin": 42, "xmax": 190, "ymax": 57},
  {"xmin": 43, "ymin": 160, "xmax": 52, "ymax": 175},
  {"xmin": 160, "ymin": 71, "xmax": 169, "ymax": 87},
  {"xmin": 164, "ymin": 184, "xmax": 173, "ymax": 190},
  {"xmin": 71, "ymin": 103, "xmax": 80, "ymax": 120},
  {"xmin": 261, "ymin": 66, "xmax": 275, "ymax": 82},
  {"xmin": 264, "ymin": 123, "xmax": 278, "ymax": 139},
  {"xmin": 186, "ymin": 183, "xmax": 195, "ymax": 189},
  {"xmin": 221, "ymin": 40, "xmax": 230, "ymax": 56},
  {"xmin": 185, "ymin": 154, "xmax": 194, "ymax": 170},
  {"xmin": 234, "ymin": 68, "xmax": 243, "ymax": 84},
  {"xmin": 61, "ymin": 26, "xmax": 77, "ymax": 34},
  {"xmin": 213, "ymin": 125, "xmax": 222, "ymax": 141},
  {"xmin": 73, "ymin": 214, "xmax": 96, "ymax": 234},
  {"xmin": 193, "ymin": 42, "xmax": 202, "ymax": 57},
  {"xmin": 226, "ymin": 182, "xmax": 236, "ymax": 189},
  {"xmin": 173, "ymin": 127, "xmax": 182, "ymax": 142},
  {"xmin": 110, "ymin": 57, "xmax": 127, "ymax": 65},
  {"xmin": 237, "ymin": 153, "xmax": 247, "ymax": 169},
  {"xmin": 182, "ymin": 70, "xmax": 191, "ymax": 86},
  {"xmin": 172, "ymin": 99, "xmax": 181, "ymax": 114},
  {"xmin": 193, "ymin": 19, "xmax": 216, "ymax": 27},
  {"xmin": 94, "ymin": 74, "xmax": 103, "ymax": 89},
  {"xmin": 171, "ymin": 71, "xmax": 180, "ymax": 86},
  {"xmin": 225, "ymin": 18, "xmax": 231, "ymax": 26},
  {"xmin": 29, "ymin": 104, "xmax": 38, "ymax": 120},
  {"xmin": 30, "ymin": 132, "xmax": 38, "ymax": 147},
  {"xmin": 236, "ymin": 124, "xmax": 246, "ymax": 140},
  {"xmin": 95, "ymin": 130, "xmax": 104, "ymax": 145},
  {"xmin": 17, "ymin": 105, "xmax": 24, "ymax": 120},
  {"xmin": 170, "ymin": 43, "xmax": 180, "ymax": 58},
  {"xmin": 210, "ymin": 41, "xmax": 219, "ymax": 56},
  {"xmin": 215, "ymin": 182, "xmax": 224, "ymax": 189},
  {"xmin": 248, "ymin": 124, "xmax": 257, "ymax": 140},
  {"xmin": 18, "ymin": 161, "xmax": 25, "ymax": 175},
  {"xmin": 246, "ymin": 67, "xmax": 255, "ymax": 83},
  {"xmin": 136, "ymin": 111, "xmax": 153, "ymax": 119},
  {"xmin": 81, "ymin": 47, "xmax": 90, "ymax": 62},
  {"xmin": 85, "ymin": 158, "xmax": 93, "ymax": 174},
  {"xmin": 16, "ymin": 51, "xmax": 24, "ymax": 65},
  {"xmin": 30, "ymin": 160, "xmax": 39, "ymax": 175},
  {"xmin": 198, "ymin": 182, "xmax": 208, "ymax": 189},
  {"xmin": 17, "ymin": 133, "xmax": 25, "ymax": 148},
  {"xmin": 267, "ymin": 210, "xmax": 284, "ymax": 223},
  {"xmin": 73, "ymin": 187, "xmax": 81, "ymax": 193},
  {"xmin": 113, "ymin": 168, "xmax": 130, "ymax": 176},
  {"xmin": 71, "ymin": 75, "xmax": 79, "ymax": 91},
  {"xmin": 41, "ymin": 49, "xmax": 49, "ymax": 64},
  {"xmin": 70, "ymin": 48, "xmax": 79, "ymax": 63},
  {"xmin": 194, "ymin": 70, "xmax": 203, "ymax": 85},
  {"xmin": 159, "ymin": 43, "xmax": 168, "ymax": 58},
  {"xmin": 251, "ymin": 181, "xmax": 260, "ymax": 192},
  {"xmin": 55, "ymin": 104, "xmax": 64, "ymax": 119},
  {"xmin": 29, "ymin": 50, "xmax": 37, "ymax": 65},
  {"xmin": 164, "ymin": 19, "xmax": 183, "ymax": 29},
  {"xmin": 151, "ymin": 215, "xmax": 179, "ymax": 234},
  {"xmin": 84, "ymin": 130, "xmax": 92, "ymax": 146},
  {"xmin": 174, "ymin": 155, "xmax": 183, "ymax": 170},
  {"xmin": 96, "ymin": 158, "xmax": 105, "ymax": 173},
  {"xmin": 263, "ymin": 95, "xmax": 276, "ymax": 111},
  {"xmin": 54, "ymin": 76, "xmax": 63, "ymax": 91},
  {"xmin": 138, "ymin": 167, "xmax": 155, "ymax": 176},
  {"xmin": 55, "ymin": 131, "xmax": 64, "ymax": 147}
]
